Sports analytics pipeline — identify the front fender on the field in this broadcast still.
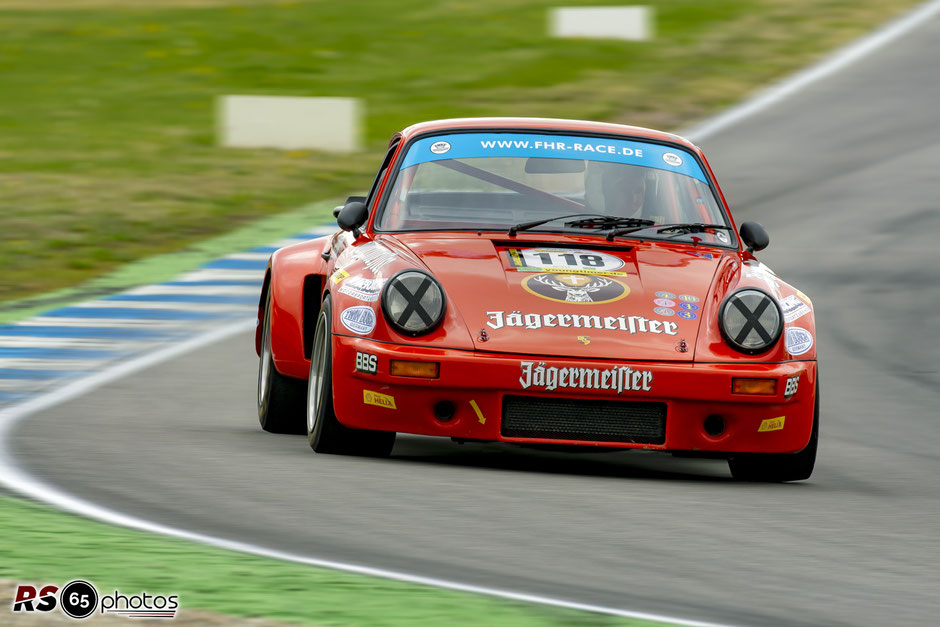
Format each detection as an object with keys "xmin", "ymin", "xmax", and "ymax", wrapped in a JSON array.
[
  {"xmin": 261, "ymin": 236, "xmax": 333, "ymax": 379},
  {"xmin": 694, "ymin": 255, "xmax": 817, "ymax": 362}
]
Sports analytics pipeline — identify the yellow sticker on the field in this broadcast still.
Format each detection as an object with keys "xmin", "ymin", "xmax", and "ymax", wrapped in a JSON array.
[
  {"xmin": 577, "ymin": 335, "xmax": 591, "ymax": 345},
  {"xmin": 363, "ymin": 390, "xmax": 396, "ymax": 409},
  {"xmin": 469, "ymin": 399, "xmax": 486, "ymax": 424},
  {"xmin": 796, "ymin": 290, "xmax": 812, "ymax": 306},
  {"xmin": 331, "ymin": 269, "xmax": 349, "ymax": 284},
  {"xmin": 758, "ymin": 416, "xmax": 785, "ymax": 432}
]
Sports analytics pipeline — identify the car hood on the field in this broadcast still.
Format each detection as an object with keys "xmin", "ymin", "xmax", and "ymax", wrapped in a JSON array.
[{"xmin": 384, "ymin": 234, "xmax": 725, "ymax": 362}]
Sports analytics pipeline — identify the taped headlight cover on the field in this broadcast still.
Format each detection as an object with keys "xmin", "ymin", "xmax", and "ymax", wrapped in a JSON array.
[
  {"xmin": 381, "ymin": 269, "xmax": 446, "ymax": 336},
  {"xmin": 719, "ymin": 288, "xmax": 783, "ymax": 354}
]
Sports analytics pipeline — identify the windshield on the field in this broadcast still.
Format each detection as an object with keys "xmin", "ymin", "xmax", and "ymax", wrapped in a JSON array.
[{"xmin": 375, "ymin": 132, "xmax": 733, "ymax": 246}]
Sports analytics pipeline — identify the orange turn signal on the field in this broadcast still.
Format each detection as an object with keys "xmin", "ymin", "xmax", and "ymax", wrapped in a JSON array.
[
  {"xmin": 732, "ymin": 378, "xmax": 777, "ymax": 395},
  {"xmin": 390, "ymin": 360, "xmax": 440, "ymax": 379}
]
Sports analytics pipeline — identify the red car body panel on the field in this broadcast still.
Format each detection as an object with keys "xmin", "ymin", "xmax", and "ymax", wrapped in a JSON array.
[{"xmin": 258, "ymin": 117, "xmax": 817, "ymax": 454}]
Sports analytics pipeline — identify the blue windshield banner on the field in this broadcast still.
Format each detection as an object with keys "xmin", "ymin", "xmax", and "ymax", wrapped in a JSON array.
[{"xmin": 399, "ymin": 132, "xmax": 708, "ymax": 183}]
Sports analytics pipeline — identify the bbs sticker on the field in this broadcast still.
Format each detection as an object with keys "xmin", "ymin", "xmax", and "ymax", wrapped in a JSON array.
[{"xmin": 355, "ymin": 351, "xmax": 377, "ymax": 374}]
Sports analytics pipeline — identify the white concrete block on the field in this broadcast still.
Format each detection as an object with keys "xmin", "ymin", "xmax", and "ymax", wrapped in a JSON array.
[
  {"xmin": 219, "ymin": 95, "xmax": 361, "ymax": 152},
  {"xmin": 550, "ymin": 6, "xmax": 653, "ymax": 41}
]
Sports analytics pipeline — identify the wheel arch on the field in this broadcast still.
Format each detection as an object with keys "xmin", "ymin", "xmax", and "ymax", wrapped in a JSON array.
[{"xmin": 261, "ymin": 238, "xmax": 332, "ymax": 380}]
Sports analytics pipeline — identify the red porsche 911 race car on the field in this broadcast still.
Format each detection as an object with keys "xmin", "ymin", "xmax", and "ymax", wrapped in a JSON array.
[{"xmin": 255, "ymin": 117, "xmax": 818, "ymax": 482}]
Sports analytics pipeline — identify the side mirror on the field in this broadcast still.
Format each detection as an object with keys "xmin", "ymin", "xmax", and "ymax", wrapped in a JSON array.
[
  {"xmin": 337, "ymin": 201, "xmax": 368, "ymax": 237},
  {"xmin": 334, "ymin": 195, "xmax": 366, "ymax": 218},
  {"xmin": 739, "ymin": 221, "xmax": 769, "ymax": 254}
]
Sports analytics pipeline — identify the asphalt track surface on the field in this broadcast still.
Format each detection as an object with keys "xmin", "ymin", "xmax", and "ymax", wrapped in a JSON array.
[{"xmin": 10, "ymin": 12, "xmax": 940, "ymax": 627}]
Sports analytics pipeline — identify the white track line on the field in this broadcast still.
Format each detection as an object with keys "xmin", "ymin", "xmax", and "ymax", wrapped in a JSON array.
[
  {"xmin": 126, "ymin": 285, "xmax": 260, "ymax": 296},
  {"xmin": 20, "ymin": 317, "xmax": 191, "ymax": 329},
  {"xmin": 71, "ymin": 301, "xmax": 253, "ymax": 313},
  {"xmin": 5, "ymin": 4, "xmax": 940, "ymax": 624},
  {"xmin": 681, "ymin": 0, "xmax": 940, "ymax": 142},
  {"xmin": 173, "ymin": 269, "xmax": 264, "ymax": 283}
]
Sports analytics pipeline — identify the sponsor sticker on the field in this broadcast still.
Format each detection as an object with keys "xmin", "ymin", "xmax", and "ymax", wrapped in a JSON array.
[
  {"xmin": 662, "ymin": 152, "xmax": 683, "ymax": 167},
  {"xmin": 330, "ymin": 269, "xmax": 349, "ymax": 284},
  {"xmin": 780, "ymin": 294, "xmax": 811, "ymax": 323},
  {"xmin": 785, "ymin": 327, "xmax": 814, "ymax": 355},
  {"xmin": 340, "ymin": 306, "xmax": 377, "ymax": 335},
  {"xmin": 678, "ymin": 294, "xmax": 700, "ymax": 303},
  {"xmin": 363, "ymin": 390, "xmax": 396, "ymax": 409},
  {"xmin": 338, "ymin": 276, "xmax": 387, "ymax": 302},
  {"xmin": 784, "ymin": 375, "xmax": 799, "ymax": 398},
  {"xmin": 679, "ymin": 302, "xmax": 700, "ymax": 311},
  {"xmin": 796, "ymin": 290, "xmax": 813, "ymax": 306},
  {"xmin": 522, "ymin": 272, "xmax": 628, "ymax": 304},
  {"xmin": 429, "ymin": 141, "xmax": 451, "ymax": 154},
  {"xmin": 577, "ymin": 335, "xmax": 591, "ymax": 345},
  {"xmin": 506, "ymin": 248, "xmax": 626, "ymax": 275},
  {"xmin": 677, "ymin": 310, "xmax": 698, "ymax": 320},
  {"xmin": 399, "ymin": 133, "xmax": 711, "ymax": 184},
  {"xmin": 758, "ymin": 416, "xmax": 786, "ymax": 432},
  {"xmin": 355, "ymin": 351, "xmax": 377, "ymax": 374},
  {"xmin": 654, "ymin": 290, "xmax": 676, "ymax": 299},
  {"xmin": 653, "ymin": 298, "xmax": 675, "ymax": 307},
  {"xmin": 486, "ymin": 310, "xmax": 678, "ymax": 336},
  {"xmin": 520, "ymin": 361, "xmax": 653, "ymax": 394},
  {"xmin": 353, "ymin": 242, "xmax": 397, "ymax": 274},
  {"xmin": 653, "ymin": 307, "xmax": 675, "ymax": 316}
]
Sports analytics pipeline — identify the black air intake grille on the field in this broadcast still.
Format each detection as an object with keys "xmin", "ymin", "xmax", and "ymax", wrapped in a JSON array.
[{"xmin": 501, "ymin": 396, "xmax": 666, "ymax": 444}]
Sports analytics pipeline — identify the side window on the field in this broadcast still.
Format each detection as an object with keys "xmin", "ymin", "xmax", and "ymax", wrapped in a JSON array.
[{"xmin": 365, "ymin": 139, "xmax": 401, "ymax": 210}]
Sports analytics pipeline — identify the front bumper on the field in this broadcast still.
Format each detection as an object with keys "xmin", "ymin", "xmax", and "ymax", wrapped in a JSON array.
[{"xmin": 332, "ymin": 334, "xmax": 817, "ymax": 454}]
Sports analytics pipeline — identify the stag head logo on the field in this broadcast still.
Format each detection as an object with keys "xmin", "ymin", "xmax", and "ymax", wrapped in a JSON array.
[{"xmin": 523, "ymin": 273, "xmax": 628, "ymax": 304}]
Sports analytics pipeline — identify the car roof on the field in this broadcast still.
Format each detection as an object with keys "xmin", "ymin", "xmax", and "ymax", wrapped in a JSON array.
[{"xmin": 398, "ymin": 117, "xmax": 701, "ymax": 153}]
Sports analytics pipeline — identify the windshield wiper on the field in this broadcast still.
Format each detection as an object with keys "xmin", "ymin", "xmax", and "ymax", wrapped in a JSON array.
[
  {"xmin": 568, "ymin": 216, "xmax": 655, "ymax": 230},
  {"xmin": 601, "ymin": 218, "xmax": 658, "ymax": 241},
  {"xmin": 656, "ymin": 223, "xmax": 733, "ymax": 236},
  {"xmin": 509, "ymin": 213, "xmax": 623, "ymax": 236},
  {"xmin": 605, "ymin": 221, "xmax": 733, "ymax": 242}
]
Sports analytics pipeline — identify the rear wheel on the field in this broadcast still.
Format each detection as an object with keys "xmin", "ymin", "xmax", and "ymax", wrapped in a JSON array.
[
  {"xmin": 728, "ymin": 382, "xmax": 819, "ymax": 482},
  {"xmin": 307, "ymin": 294, "xmax": 395, "ymax": 456},
  {"xmin": 257, "ymin": 290, "xmax": 306, "ymax": 434}
]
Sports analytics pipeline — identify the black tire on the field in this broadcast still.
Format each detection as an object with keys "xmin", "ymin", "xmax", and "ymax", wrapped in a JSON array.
[
  {"xmin": 307, "ymin": 294, "xmax": 395, "ymax": 456},
  {"xmin": 257, "ymin": 290, "xmax": 307, "ymax": 434},
  {"xmin": 728, "ymin": 381, "xmax": 819, "ymax": 482}
]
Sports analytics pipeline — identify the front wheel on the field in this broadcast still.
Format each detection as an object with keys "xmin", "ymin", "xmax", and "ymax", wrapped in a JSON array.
[
  {"xmin": 728, "ymin": 381, "xmax": 819, "ymax": 482},
  {"xmin": 307, "ymin": 294, "xmax": 395, "ymax": 457}
]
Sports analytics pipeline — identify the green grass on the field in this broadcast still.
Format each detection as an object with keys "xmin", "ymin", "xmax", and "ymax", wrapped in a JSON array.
[
  {"xmin": 0, "ymin": 495, "xmax": 670, "ymax": 626},
  {"xmin": 0, "ymin": 0, "xmax": 920, "ymax": 304},
  {"xmin": 0, "ymin": 197, "xmax": 337, "ymax": 323}
]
